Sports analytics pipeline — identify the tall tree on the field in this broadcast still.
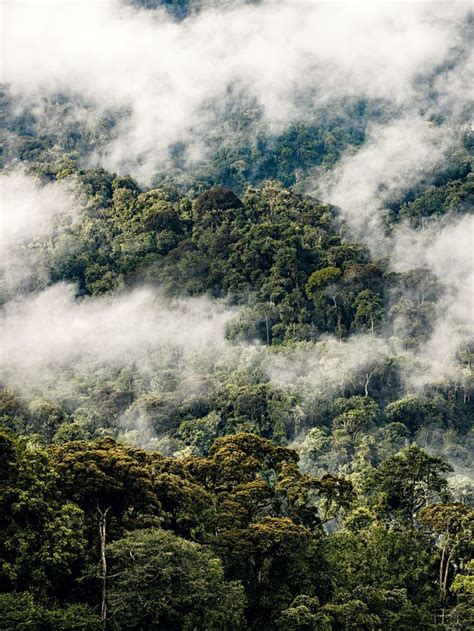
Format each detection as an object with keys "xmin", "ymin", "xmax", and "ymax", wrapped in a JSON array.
[{"xmin": 368, "ymin": 446, "xmax": 452, "ymax": 529}]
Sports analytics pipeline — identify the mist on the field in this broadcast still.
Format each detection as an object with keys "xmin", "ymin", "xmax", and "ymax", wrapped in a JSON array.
[
  {"xmin": 391, "ymin": 214, "xmax": 474, "ymax": 388},
  {"xmin": 0, "ymin": 170, "xmax": 81, "ymax": 298},
  {"xmin": 3, "ymin": 0, "xmax": 472, "ymax": 180},
  {"xmin": 0, "ymin": 282, "xmax": 233, "ymax": 383},
  {"xmin": 1, "ymin": 5, "xmax": 473, "ymax": 626},
  {"xmin": 0, "ymin": 170, "xmax": 77, "ymax": 254},
  {"xmin": 317, "ymin": 116, "xmax": 457, "ymax": 246},
  {"xmin": 0, "ymin": 0, "xmax": 472, "ymax": 459}
]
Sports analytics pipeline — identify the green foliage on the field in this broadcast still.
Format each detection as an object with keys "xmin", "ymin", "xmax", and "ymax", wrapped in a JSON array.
[
  {"xmin": 385, "ymin": 395, "xmax": 444, "ymax": 434},
  {"xmin": 324, "ymin": 527, "xmax": 438, "ymax": 627},
  {"xmin": 420, "ymin": 503, "xmax": 474, "ymax": 609},
  {"xmin": 20, "ymin": 172, "xmax": 386, "ymax": 343},
  {"xmin": 276, "ymin": 595, "xmax": 331, "ymax": 630},
  {"xmin": 49, "ymin": 437, "xmax": 160, "ymax": 518},
  {"xmin": 220, "ymin": 516, "xmax": 323, "ymax": 627},
  {"xmin": 1, "ymin": 90, "xmax": 473, "ymax": 629},
  {"xmin": 306, "ymin": 267, "xmax": 342, "ymax": 293},
  {"xmin": 450, "ymin": 559, "xmax": 474, "ymax": 627},
  {"xmin": 398, "ymin": 173, "xmax": 473, "ymax": 227},
  {"xmin": 0, "ymin": 592, "xmax": 101, "ymax": 631},
  {"xmin": 0, "ymin": 432, "xmax": 89, "ymax": 597},
  {"xmin": 0, "ymin": 430, "xmax": 470, "ymax": 629},
  {"xmin": 367, "ymin": 445, "xmax": 453, "ymax": 528},
  {"xmin": 108, "ymin": 528, "xmax": 246, "ymax": 630},
  {"xmin": 332, "ymin": 396, "xmax": 379, "ymax": 435}
]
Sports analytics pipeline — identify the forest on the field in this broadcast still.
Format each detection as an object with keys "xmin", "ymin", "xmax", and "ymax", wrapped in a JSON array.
[{"xmin": 1, "ymin": 1, "xmax": 473, "ymax": 629}]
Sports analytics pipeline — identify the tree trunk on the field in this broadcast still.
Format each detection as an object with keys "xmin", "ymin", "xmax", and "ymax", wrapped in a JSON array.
[
  {"xmin": 98, "ymin": 506, "xmax": 111, "ymax": 624},
  {"xmin": 364, "ymin": 371, "xmax": 372, "ymax": 397},
  {"xmin": 439, "ymin": 542, "xmax": 446, "ymax": 604},
  {"xmin": 441, "ymin": 552, "xmax": 453, "ymax": 607}
]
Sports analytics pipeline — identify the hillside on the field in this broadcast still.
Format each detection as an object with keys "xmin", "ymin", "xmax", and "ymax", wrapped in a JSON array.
[{"xmin": 0, "ymin": 1, "xmax": 473, "ymax": 629}]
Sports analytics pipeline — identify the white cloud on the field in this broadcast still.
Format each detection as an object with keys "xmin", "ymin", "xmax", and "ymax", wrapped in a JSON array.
[
  {"xmin": 0, "ymin": 0, "xmax": 472, "ymax": 417},
  {"xmin": 391, "ymin": 214, "xmax": 474, "ymax": 387},
  {"xmin": 3, "ymin": 0, "xmax": 471, "ymax": 179},
  {"xmin": 0, "ymin": 170, "xmax": 80, "ymax": 294},
  {"xmin": 0, "ymin": 170, "xmax": 76, "ymax": 253},
  {"xmin": 318, "ymin": 115, "xmax": 456, "ymax": 246},
  {"xmin": 268, "ymin": 333, "xmax": 398, "ymax": 397},
  {"xmin": 0, "ymin": 283, "xmax": 233, "ymax": 372}
]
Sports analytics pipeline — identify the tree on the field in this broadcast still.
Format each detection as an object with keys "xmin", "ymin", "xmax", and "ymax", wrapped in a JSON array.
[
  {"xmin": 189, "ymin": 432, "xmax": 324, "ymax": 530},
  {"xmin": 28, "ymin": 401, "xmax": 71, "ymax": 442},
  {"xmin": 332, "ymin": 396, "xmax": 378, "ymax": 437},
  {"xmin": 0, "ymin": 592, "xmax": 101, "ymax": 631},
  {"xmin": 368, "ymin": 445, "xmax": 452, "ymax": 529},
  {"xmin": 353, "ymin": 289, "xmax": 383, "ymax": 334},
  {"xmin": 0, "ymin": 387, "xmax": 30, "ymax": 434},
  {"xmin": 306, "ymin": 267, "xmax": 342, "ymax": 295},
  {"xmin": 192, "ymin": 187, "xmax": 243, "ymax": 229},
  {"xmin": 314, "ymin": 474, "xmax": 355, "ymax": 526},
  {"xmin": 107, "ymin": 528, "xmax": 245, "ymax": 630},
  {"xmin": 419, "ymin": 503, "xmax": 474, "ymax": 614},
  {"xmin": 0, "ymin": 432, "xmax": 88, "ymax": 599},
  {"xmin": 320, "ymin": 600, "xmax": 380, "ymax": 630},
  {"xmin": 306, "ymin": 267, "xmax": 343, "ymax": 338},
  {"xmin": 451, "ymin": 559, "xmax": 474, "ymax": 628},
  {"xmin": 49, "ymin": 438, "xmax": 161, "ymax": 622},
  {"xmin": 192, "ymin": 432, "xmax": 299, "ymax": 492},
  {"xmin": 385, "ymin": 395, "xmax": 444, "ymax": 434},
  {"xmin": 324, "ymin": 526, "xmax": 437, "ymax": 627},
  {"xmin": 275, "ymin": 595, "xmax": 331, "ymax": 630},
  {"xmin": 220, "ymin": 517, "xmax": 324, "ymax": 628}
]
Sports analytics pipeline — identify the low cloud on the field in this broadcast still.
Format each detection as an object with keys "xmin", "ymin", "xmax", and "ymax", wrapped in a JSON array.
[
  {"xmin": 0, "ymin": 283, "xmax": 233, "ymax": 376},
  {"xmin": 0, "ymin": 0, "xmax": 472, "ymax": 450},
  {"xmin": 0, "ymin": 170, "xmax": 76, "ymax": 253},
  {"xmin": 268, "ymin": 334, "xmax": 396, "ymax": 398},
  {"xmin": 391, "ymin": 214, "xmax": 474, "ymax": 388},
  {"xmin": 317, "ymin": 116, "xmax": 457, "ymax": 247},
  {"xmin": 0, "ymin": 170, "xmax": 80, "ymax": 296},
  {"xmin": 3, "ymin": 0, "xmax": 471, "ymax": 180}
]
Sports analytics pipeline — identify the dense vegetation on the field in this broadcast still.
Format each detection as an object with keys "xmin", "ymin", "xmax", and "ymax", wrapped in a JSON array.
[
  {"xmin": 1, "ymin": 431, "xmax": 473, "ymax": 629},
  {"xmin": 1, "ymin": 153, "xmax": 473, "ymax": 627},
  {"xmin": 0, "ymin": 83, "xmax": 386, "ymax": 195},
  {"xmin": 1, "ymin": 2, "xmax": 473, "ymax": 627}
]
